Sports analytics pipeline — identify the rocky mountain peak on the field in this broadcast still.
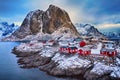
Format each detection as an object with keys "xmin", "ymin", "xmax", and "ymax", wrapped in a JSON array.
[
  {"xmin": 12, "ymin": 4, "xmax": 79, "ymax": 39},
  {"xmin": 75, "ymin": 23, "xmax": 105, "ymax": 37}
]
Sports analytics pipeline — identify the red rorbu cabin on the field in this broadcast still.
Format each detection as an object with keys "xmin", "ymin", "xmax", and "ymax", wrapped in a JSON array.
[
  {"xmin": 79, "ymin": 41, "xmax": 86, "ymax": 47},
  {"xmin": 60, "ymin": 46, "xmax": 78, "ymax": 54},
  {"xmin": 78, "ymin": 49, "xmax": 91, "ymax": 56},
  {"xmin": 60, "ymin": 46, "xmax": 69, "ymax": 53},
  {"xmin": 106, "ymin": 49, "xmax": 117, "ymax": 57},
  {"xmin": 100, "ymin": 49, "xmax": 117, "ymax": 57},
  {"xmin": 68, "ymin": 47, "xmax": 78, "ymax": 54},
  {"xmin": 100, "ymin": 49, "xmax": 107, "ymax": 56}
]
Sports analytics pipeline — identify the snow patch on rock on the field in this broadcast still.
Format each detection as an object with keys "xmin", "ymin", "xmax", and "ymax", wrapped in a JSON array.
[
  {"xmin": 111, "ymin": 66, "xmax": 120, "ymax": 78},
  {"xmin": 16, "ymin": 42, "xmax": 43, "ymax": 52},
  {"xmin": 40, "ymin": 46, "xmax": 59, "ymax": 57},
  {"xmin": 91, "ymin": 62, "xmax": 120, "ymax": 78},
  {"xmin": 91, "ymin": 63, "xmax": 112, "ymax": 75},
  {"xmin": 52, "ymin": 53, "xmax": 91, "ymax": 69}
]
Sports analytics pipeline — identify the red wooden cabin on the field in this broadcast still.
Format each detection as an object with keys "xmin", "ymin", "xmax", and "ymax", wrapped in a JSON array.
[
  {"xmin": 100, "ymin": 49, "xmax": 117, "ymax": 57},
  {"xmin": 60, "ymin": 46, "xmax": 78, "ymax": 54},
  {"xmin": 78, "ymin": 49, "xmax": 91, "ymax": 56},
  {"xmin": 106, "ymin": 49, "xmax": 117, "ymax": 57},
  {"xmin": 68, "ymin": 47, "xmax": 78, "ymax": 54},
  {"xmin": 60, "ymin": 46, "xmax": 69, "ymax": 53},
  {"xmin": 79, "ymin": 41, "xmax": 86, "ymax": 47},
  {"xmin": 100, "ymin": 49, "xmax": 107, "ymax": 56}
]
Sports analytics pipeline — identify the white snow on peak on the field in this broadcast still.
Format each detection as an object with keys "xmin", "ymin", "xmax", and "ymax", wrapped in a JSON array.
[
  {"xmin": 52, "ymin": 27, "xmax": 77, "ymax": 41},
  {"xmin": 76, "ymin": 27, "xmax": 87, "ymax": 35},
  {"xmin": 84, "ymin": 24, "xmax": 91, "ymax": 29},
  {"xmin": 26, "ymin": 11, "xmax": 34, "ymax": 21},
  {"xmin": 46, "ymin": 10, "xmax": 51, "ymax": 18},
  {"xmin": 0, "ymin": 22, "xmax": 18, "ymax": 39}
]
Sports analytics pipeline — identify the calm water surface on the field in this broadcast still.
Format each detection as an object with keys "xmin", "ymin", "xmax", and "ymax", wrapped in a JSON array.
[{"xmin": 0, "ymin": 42, "xmax": 74, "ymax": 80}]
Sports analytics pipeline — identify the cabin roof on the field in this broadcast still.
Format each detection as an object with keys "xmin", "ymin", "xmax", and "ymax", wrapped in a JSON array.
[
  {"xmin": 61, "ymin": 46, "xmax": 69, "ymax": 48},
  {"xmin": 69, "ymin": 47, "xmax": 78, "ymax": 49},
  {"xmin": 101, "ymin": 48, "xmax": 116, "ymax": 52}
]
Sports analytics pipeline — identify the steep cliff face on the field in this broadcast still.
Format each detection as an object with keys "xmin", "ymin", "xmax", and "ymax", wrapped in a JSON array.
[{"xmin": 12, "ymin": 5, "xmax": 79, "ymax": 39}]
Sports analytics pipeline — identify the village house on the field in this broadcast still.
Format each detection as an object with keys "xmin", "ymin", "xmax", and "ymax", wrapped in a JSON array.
[{"xmin": 60, "ymin": 46, "xmax": 78, "ymax": 54}]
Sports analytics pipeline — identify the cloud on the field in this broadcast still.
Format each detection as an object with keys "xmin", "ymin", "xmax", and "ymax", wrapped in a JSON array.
[
  {"xmin": 1, "ymin": 0, "xmax": 120, "ymax": 28},
  {"xmin": 65, "ymin": 0, "xmax": 120, "ymax": 24},
  {"xmin": 97, "ymin": 23, "xmax": 120, "ymax": 29},
  {"xmin": 14, "ymin": 22, "xmax": 22, "ymax": 26},
  {"xmin": 25, "ymin": 0, "xmax": 79, "ymax": 23},
  {"xmin": 94, "ymin": 14, "xmax": 120, "ymax": 30},
  {"xmin": 25, "ymin": 0, "xmax": 97, "ymax": 24}
]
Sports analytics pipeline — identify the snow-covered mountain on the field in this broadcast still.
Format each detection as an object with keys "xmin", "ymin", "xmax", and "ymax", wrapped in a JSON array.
[
  {"xmin": 9, "ymin": 5, "xmax": 79, "ymax": 40},
  {"xmin": 103, "ymin": 32, "xmax": 120, "ymax": 39},
  {"xmin": 0, "ymin": 22, "xmax": 18, "ymax": 39},
  {"xmin": 75, "ymin": 23, "xmax": 105, "ymax": 37}
]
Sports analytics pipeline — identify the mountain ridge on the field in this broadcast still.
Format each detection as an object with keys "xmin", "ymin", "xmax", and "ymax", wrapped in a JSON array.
[
  {"xmin": 75, "ymin": 23, "xmax": 105, "ymax": 37},
  {"xmin": 0, "ymin": 22, "xmax": 18, "ymax": 39}
]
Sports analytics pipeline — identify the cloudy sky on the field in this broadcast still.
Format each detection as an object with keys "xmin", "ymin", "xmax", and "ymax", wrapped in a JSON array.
[{"xmin": 0, "ymin": 0, "xmax": 120, "ymax": 31}]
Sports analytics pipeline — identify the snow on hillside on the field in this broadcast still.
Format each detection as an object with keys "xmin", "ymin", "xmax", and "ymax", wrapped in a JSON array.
[
  {"xmin": 52, "ymin": 27, "xmax": 78, "ymax": 41},
  {"xmin": 103, "ymin": 32, "xmax": 120, "ymax": 39},
  {"xmin": 16, "ymin": 42, "xmax": 43, "ymax": 52},
  {"xmin": 0, "ymin": 22, "xmax": 18, "ymax": 39},
  {"xmin": 2, "ymin": 26, "xmax": 78, "ymax": 41},
  {"xmin": 75, "ymin": 23, "xmax": 104, "ymax": 37},
  {"xmin": 75, "ymin": 23, "xmax": 89, "ymax": 35},
  {"xmin": 52, "ymin": 53, "xmax": 91, "ymax": 69}
]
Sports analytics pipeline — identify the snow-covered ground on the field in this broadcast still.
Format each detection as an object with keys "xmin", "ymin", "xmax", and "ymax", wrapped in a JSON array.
[
  {"xmin": 40, "ymin": 46, "xmax": 59, "ymax": 57},
  {"xmin": 16, "ymin": 42, "xmax": 43, "ymax": 52},
  {"xmin": 91, "ymin": 62, "xmax": 113, "ymax": 75},
  {"xmin": 91, "ymin": 43, "xmax": 102, "ymax": 54},
  {"xmin": 52, "ymin": 53, "xmax": 91, "ymax": 69},
  {"xmin": 90, "ymin": 61, "xmax": 120, "ymax": 78},
  {"xmin": 52, "ymin": 27, "xmax": 77, "ymax": 41}
]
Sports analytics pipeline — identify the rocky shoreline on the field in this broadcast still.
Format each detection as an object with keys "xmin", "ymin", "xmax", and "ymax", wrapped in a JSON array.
[{"xmin": 12, "ymin": 43, "xmax": 120, "ymax": 80}]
